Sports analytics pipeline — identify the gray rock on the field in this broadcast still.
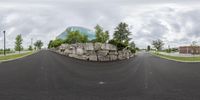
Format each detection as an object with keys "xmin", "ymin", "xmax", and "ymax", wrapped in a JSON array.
[
  {"xmin": 56, "ymin": 43, "xmax": 133, "ymax": 61},
  {"xmin": 109, "ymin": 55, "xmax": 118, "ymax": 61},
  {"xmin": 98, "ymin": 56, "xmax": 110, "ymax": 61},
  {"xmin": 97, "ymin": 50, "xmax": 109, "ymax": 56},
  {"xmin": 82, "ymin": 55, "xmax": 89, "ymax": 60},
  {"xmin": 76, "ymin": 55, "xmax": 89, "ymax": 60},
  {"xmin": 109, "ymin": 51, "xmax": 118, "ymax": 55},
  {"xmin": 86, "ymin": 51, "xmax": 96, "ymax": 56},
  {"xmin": 84, "ymin": 43, "xmax": 94, "ymax": 50},
  {"xmin": 60, "ymin": 44, "xmax": 69, "ymax": 49},
  {"xmin": 69, "ymin": 54, "xmax": 77, "ymax": 58},
  {"xmin": 101, "ymin": 43, "xmax": 117, "ymax": 50},
  {"xmin": 89, "ymin": 55, "xmax": 98, "ymax": 61},
  {"xmin": 76, "ymin": 47, "xmax": 84, "ymax": 55},
  {"xmin": 129, "ymin": 53, "xmax": 135, "ymax": 58},
  {"xmin": 64, "ymin": 49, "xmax": 73, "ymax": 55},
  {"xmin": 118, "ymin": 54, "xmax": 126, "ymax": 60},
  {"xmin": 94, "ymin": 43, "xmax": 102, "ymax": 50},
  {"xmin": 101, "ymin": 43, "xmax": 110, "ymax": 50},
  {"xmin": 109, "ymin": 44, "xmax": 117, "ymax": 51}
]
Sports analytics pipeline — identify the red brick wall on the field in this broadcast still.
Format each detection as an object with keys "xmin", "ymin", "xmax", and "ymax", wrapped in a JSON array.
[{"xmin": 179, "ymin": 46, "xmax": 200, "ymax": 54}]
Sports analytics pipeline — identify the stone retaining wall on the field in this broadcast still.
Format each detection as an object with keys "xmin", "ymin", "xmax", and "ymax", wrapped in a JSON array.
[{"xmin": 52, "ymin": 43, "xmax": 135, "ymax": 61}]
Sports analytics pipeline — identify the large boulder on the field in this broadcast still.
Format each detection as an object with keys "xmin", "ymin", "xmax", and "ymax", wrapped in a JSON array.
[
  {"xmin": 118, "ymin": 54, "xmax": 126, "ymax": 60},
  {"xmin": 109, "ymin": 44, "xmax": 117, "ymax": 51},
  {"xmin": 109, "ymin": 51, "xmax": 118, "ymax": 55},
  {"xmin": 98, "ymin": 55, "xmax": 110, "ymax": 61},
  {"xmin": 60, "ymin": 44, "xmax": 69, "ymax": 49},
  {"xmin": 97, "ymin": 50, "xmax": 109, "ymax": 56},
  {"xmin": 118, "ymin": 50, "xmax": 131, "ymax": 60},
  {"xmin": 86, "ymin": 51, "xmax": 96, "ymax": 56},
  {"xmin": 76, "ymin": 55, "xmax": 89, "ymax": 60},
  {"xmin": 101, "ymin": 43, "xmax": 117, "ymax": 51},
  {"xmin": 64, "ymin": 49, "xmax": 73, "ymax": 55},
  {"xmin": 101, "ymin": 43, "xmax": 110, "ymax": 50},
  {"xmin": 123, "ymin": 50, "xmax": 131, "ymax": 59},
  {"xmin": 89, "ymin": 55, "xmax": 98, "ymax": 61},
  {"xmin": 69, "ymin": 54, "xmax": 77, "ymax": 58},
  {"xmin": 84, "ymin": 43, "xmax": 94, "ymax": 51},
  {"xmin": 76, "ymin": 47, "xmax": 84, "ymax": 55},
  {"xmin": 109, "ymin": 55, "xmax": 118, "ymax": 61},
  {"xmin": 118, "ymin": 51, "xmax": 126, "ymax": 60},
  {"xmin": 94, "ymin": 43, "xmax": 102, "ymax": 50}
]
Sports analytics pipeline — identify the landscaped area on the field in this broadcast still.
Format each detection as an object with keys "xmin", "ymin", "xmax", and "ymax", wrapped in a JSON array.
[
  {"xmin": 0, "ymin": 52, "xmax": 33, "ymax": 61},
  {"xmin": 151, "ymin": 52, "xmax": 200, "ymax": 62}
]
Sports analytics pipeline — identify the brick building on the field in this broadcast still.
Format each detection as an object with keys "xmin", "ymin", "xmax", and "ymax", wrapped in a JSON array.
[{"xmin": 179, "ymin": 46, "xmax": 200, "ymax": 54}]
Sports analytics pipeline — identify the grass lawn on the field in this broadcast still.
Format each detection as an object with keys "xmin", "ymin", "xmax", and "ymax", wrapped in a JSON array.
[
  {"xmin": 0, "ymin": 52, "xmax": 33, "ymax": 61},
  {"xmin": 151, "ymin": 52, "xmax": 200, "ymax": 62}
]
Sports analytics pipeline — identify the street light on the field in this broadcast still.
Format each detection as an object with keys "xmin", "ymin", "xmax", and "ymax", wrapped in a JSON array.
[{"xmin": 3, "ymin": 30, "xmax": 6, "ymax": 56}]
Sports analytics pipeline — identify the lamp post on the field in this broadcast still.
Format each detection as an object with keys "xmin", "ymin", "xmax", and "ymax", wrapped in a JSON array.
[{"xmin": 3, "ymin": 30, "xmax": 6, "ymax": 56}]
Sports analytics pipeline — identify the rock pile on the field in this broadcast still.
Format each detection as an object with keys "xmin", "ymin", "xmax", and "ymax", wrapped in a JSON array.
[{"xmin": 53, "ymin": 43, "xmax": 134, "ymax": 61}]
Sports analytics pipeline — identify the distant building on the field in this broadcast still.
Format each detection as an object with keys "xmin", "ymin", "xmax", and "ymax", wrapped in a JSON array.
[
  {"xmin": 56, "ymin": 26, "xmax": 96, "ymax": 40},
  {"xmin": 179, "ymin": 46, "xmax": 200, "ymax": 54}
]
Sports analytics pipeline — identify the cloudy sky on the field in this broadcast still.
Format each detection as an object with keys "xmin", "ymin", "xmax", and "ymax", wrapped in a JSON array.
[{"xmin": 0, "ymin": 0, "xmax": 200, "ymax": 49}]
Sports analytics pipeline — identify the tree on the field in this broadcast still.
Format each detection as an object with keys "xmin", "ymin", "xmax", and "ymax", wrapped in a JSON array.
[
  {"xmin": 147, "ymin": 45, "xmax": 151, "ymax": 51},
  {"xmin": 102, "ymin": 31, "xmax": 109, "ymax": 43},
  {"xmin": 80, "ymin": 34, "xmax": 89, "ymax": 43},
  {"xmin": 28, "ymin": 45, "xmax": 33, "ymax": 51},
  {"xmin": 65, "ymin": 31, "xmax": 89, "ymax": 44},
  {"xmin": 15, "ymin": 34, "xmax": 23, "ymax": 53},
  {"xmin": 34, "ymin": 40, "xmax": 43, "ymax": 50},
  {"xmin": 94, "ymin": 25, "xmax": 109, "ymax": 43},
  {"xmin": 113, "ymin": 22, "xmax": 131, "ymax": 45},
  {"xmin": 129, "ymin": 41, "xmax": 136, "ymax": 49},
  {"xmin": 129, "ymin": 41, "xmax": 136, "ymax": 53},
  {"xmin": 191, "ymin": 41, "xmax": 198, "ymax": 54},
  {"xmin": 48, "ymin": 40, "xmax": 53, "ymax": 49},
  {"xmin": 51, "ymin": 39, "xmax": 64, "ymax": 48},
  {"xmin": 108, "ymin": 39, "xmax": 127, "ymax": 50},
  {"xmin": 152, "ymin": 39, "xmax": 164, "ymax": 51}
]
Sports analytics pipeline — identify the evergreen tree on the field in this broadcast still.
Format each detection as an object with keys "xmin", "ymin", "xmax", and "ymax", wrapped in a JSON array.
[{"xmin": 113, "ymin": 22, "xmax": 131, "ymax": 44}]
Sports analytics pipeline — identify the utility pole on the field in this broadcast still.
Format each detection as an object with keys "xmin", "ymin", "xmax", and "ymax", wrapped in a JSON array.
[{"xmin": 3, "ymin": 30, "xmax": 6, "ymax": 56}]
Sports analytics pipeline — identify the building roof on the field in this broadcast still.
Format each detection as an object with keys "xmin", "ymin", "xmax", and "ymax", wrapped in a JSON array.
[{"xmin": 56, "ymin": 26, "xmax": 96, "ymax": 40}]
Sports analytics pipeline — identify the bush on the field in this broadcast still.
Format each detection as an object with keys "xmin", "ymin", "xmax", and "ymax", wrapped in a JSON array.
[
  {"xmin": 130, "ymin": 48, "xmax": 136, "ymax": 53},
  {"xmin": 108, "ymin": 39, "xmax": 128, "ymax": 50},
  {"xmin": 65, "ymin": 31, "xmax": 89, "ymax": 44}
]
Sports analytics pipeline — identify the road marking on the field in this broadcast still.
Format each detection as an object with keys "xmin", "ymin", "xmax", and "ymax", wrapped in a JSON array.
[{"xmin": 98, "ymin": 81, "xmax": 105, "ymax": 85}]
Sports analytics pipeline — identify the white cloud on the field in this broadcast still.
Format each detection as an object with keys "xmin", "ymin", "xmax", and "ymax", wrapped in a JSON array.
[
  {"xmin": 124, "ymin": 5, "xmax": 200, "ymax": 48},
  {"xmin": 0, "ymin": 0, "xmax": 200, "ymax": 49}
]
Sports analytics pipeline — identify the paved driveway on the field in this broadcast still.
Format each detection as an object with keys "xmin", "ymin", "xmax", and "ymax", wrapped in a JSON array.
[{"xmin": 0, "ymin": 50, "xmax": 200, "ymax": 100}]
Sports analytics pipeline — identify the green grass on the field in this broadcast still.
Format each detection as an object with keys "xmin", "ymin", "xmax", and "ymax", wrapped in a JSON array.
[
  {"xmin": 0, "ymin": 52, "xmax": 33, "ymax": 61},
  {"xmin": 151, "ymin": 52, "xmax": 200, "ymax": 62}
]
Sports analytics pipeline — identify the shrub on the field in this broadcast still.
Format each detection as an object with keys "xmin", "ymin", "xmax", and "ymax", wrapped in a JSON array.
[
  {"xmin": 65, "ymin": 31, "xmax": 89, "ymax": 44},
  {"xmin": 108, "ymin": 39, "xmax": 128, "ymax": 50}
]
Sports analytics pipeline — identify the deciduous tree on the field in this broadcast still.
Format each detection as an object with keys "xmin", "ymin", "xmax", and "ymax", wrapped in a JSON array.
[{"xmin": 15, "ymin": 34, "xmax": 23, "ymax": 53}]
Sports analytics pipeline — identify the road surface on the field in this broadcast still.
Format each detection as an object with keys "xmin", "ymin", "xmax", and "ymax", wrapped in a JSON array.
[{"xmin": 0, "ymin": 50, "xmax": 200, "ymax": 100}]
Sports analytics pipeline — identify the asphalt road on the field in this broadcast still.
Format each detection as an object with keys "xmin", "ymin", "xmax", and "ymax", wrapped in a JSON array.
[{"xmin": 0, "ymin": 50, "xmax": 200, "ymax": 100}]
